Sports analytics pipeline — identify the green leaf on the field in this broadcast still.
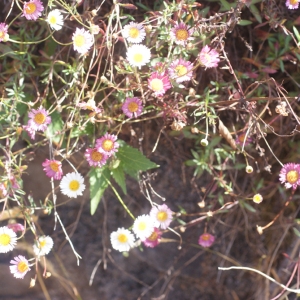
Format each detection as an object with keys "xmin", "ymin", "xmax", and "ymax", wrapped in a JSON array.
[
  {"xmin": 116, "ymin": 144, "xmax": 158, "ymax": 172},
  {"xmin": 241, "ymin": 201, "xmax": 256, "ymax": 213},
  {"xmin": 238, "ymin": 20, "xmax": 253, "ymax": 26},
  {"xmin": 249, "ymin": 4, "xmax": 262, "ymax": 23},
  {"xmin": 89, "ymin": 167, "xmax": 110, "ymax": 215},
  {"xmin": 111, "ymin": 166, "xmax": 126, "ymax": 194},
  {"xmin": 46, "ymin": 110, "xmax": 64, "ymax": 144},
  {"xmin": 293, "ymin": 26, "xmax": 300, "ymax": 45},
  {"xmin": 293, "ymin": 227, "xmax": 300, "ymax": 238}
]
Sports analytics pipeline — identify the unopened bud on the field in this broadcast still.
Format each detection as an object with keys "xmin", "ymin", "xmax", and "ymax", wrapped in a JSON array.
[
  {"xmin": 246, "ymin": 165, "xmax": 253, "ymax": 173},
  {"xmin": 200, "ymin": 139, "xmax": 208, "ymax": 147}
]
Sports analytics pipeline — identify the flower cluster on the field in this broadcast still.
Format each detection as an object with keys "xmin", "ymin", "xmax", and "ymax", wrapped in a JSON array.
[{"xmin": 110, "ymin": 204, "xmax": 173, "ymax": 252}]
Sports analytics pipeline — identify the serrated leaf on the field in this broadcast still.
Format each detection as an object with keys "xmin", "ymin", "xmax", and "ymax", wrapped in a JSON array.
[
  {"xmin": 111, "ymin": 166, "xmax": 126, "ymax": 194},
  {"xmin": 116, "ymin": 145, "xmax": 158, "ymax": 172},
  {"xmin": 89, "ymin": 167, "xmax": 110, "ymax": 215}
]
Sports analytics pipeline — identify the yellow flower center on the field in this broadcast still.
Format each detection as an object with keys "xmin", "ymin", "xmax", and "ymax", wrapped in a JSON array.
[
  {"xmin": 102, "ymin": 139, "xmax": 114, "ymax": 152},
  {"xmin": 74, "ymin": 34, "xmax": 85, "ymax": 47},
  {"xmin": 17, "ymin": 261, "xmax": 29, "ymax": 273},
  {"xmin": 39, "ymin": 239, "xmax": 46, "ymax": 248},
  {"xmin": 286, "ymin": 170, "xmax": 299, "ymax": 184},
  {"xmin": 175, "ymin": 65, "xmax": 187, "ymax": 77},
  {"xmin": 117, "ymin": 233, "xmax": 128, "ymax": 243},
  {"xmin": 138, "ymin": 221, "xmax": 147, "ymax": 231},
  {"xmin": 150, "ymin": 78, "xmax": 163, "ymax": 92},
  {"xmin": 129, "ymin": 27, "xmax": 140, "ymax": 39},
  {"xmin": 25, "ymin": 3, "xmax": 37, "ymax": 15},
  {"xmin": 0, "ymin": 233, "xmax": 10, "ymax": 246},
  {"xmin": 290, "ymin": 0, "xmax": 298, "ymax": 4},
  {"xmin": 69, "ymin": 180, "xmax": 80, "ymax": 191},
  {"xmin": 157, "ymin": 211, "xmax": 167, "ymax": 222},
  {"xmin": 175, "ymin": 29, "xmax": 188, "ymax": 41},
  {"xmin": 49, "ymin": 16, "xmax": 57, "ymax": 25},
  {"xmin": 49, "ymin": 161, "xmax": 59, "ymax": 172},
  {"xmin": 133, "ymin": 53, "xmax": 143, "ymax": 63},
  {"xmin": 128, "ymin": 101, "xmax": 139, "ymax": 113},
  {"xmin": 238, "ymin": 133, "xmax": 246, "ymax": 143},
  {"xmin": 0, "ymin": 31, "xmax": 4, "ymax": 39},
  {"xmin": 34, "ymin": 112, "xmax": 46, "ymax": 125},
  {"xmin": 201, "ymin": 234, "xmax": 210, "ymax": 241},
  {"xmin": 91, "ymin": 149, "xmax": 103, "ymax": 162},
  {"xmin": 204, "ymin": 53, "xmax": 212, "ymax": 63},
  {"xmin": 147, "ymin": 231, "xmax": 158, "ymax": 241}
]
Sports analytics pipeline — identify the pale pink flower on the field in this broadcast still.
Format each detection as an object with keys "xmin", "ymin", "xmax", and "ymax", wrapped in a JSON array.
[
  {"xmin": 199, "ymin": 45, "xmax": 220, "ymax": 68},
  {"xmin": 22, "ymin": 124, "xmax": 36, "ymax": 140},
  {"xmin": 122, "ymin": 97, "xmax": 143, "ymax": 118},
  {"xmin": 7, "ymin": 223, "xmax": 25, "ymax": 233},
  {"xmin": 122, "ymin": 22, "xmax": 146, "ymax": 43},
  {"xmin": 143, "ymin": 228, "xmax": 162, "ymax": 248},
  {"xmin": 198, "ymin": 233, "xmax": 215, "ymax": 248},
  {"xmin": 72, "ymin": 28, "xmax": 94, "ymax": 54},
  {"xmin": 150, "ymin": 204, "xmax": 173, "ymax": 229},
  {"xmin": 279, "ymin": 163, "xmax": 300, "ymax": 190},
  {"xmin": 42, "ymin": 159, "xmax": 63, "ymax": 180},
  {"xmin": 235, "ymin": 132, "xmax": 252, "ymax": 147},
  {"xmin": 0, "ymin": 23, "xmax": 8, "ymax": 42},
  {"xmin": 85, "ymin": 147, "xmax": 108, "ymax": 167},
  {"xmin": 148, "ymin": 72, "xmax": 172, "ymax": 97},
  {"xmin": 168, "ymin": 58, "xmax": 193, "ymax": 83},
  {"xmin": 10, "ymin": 255, "xmax": 31, "ymax": 279},
  {"xmin": 22, "ymin": 0, "xmax": 44, "ymax": 21},
  {"xmin": 0, "ymin": 183, "xmax": 8, "ymax": 198},
  {"xmin": 170, "ymin": 22, "xmax": 194, "ymax": 46},
  {"xmin": 286, "ymin": 0, "xmax": 299, "ymax": 9},
  {"xmin": 28, "ymin": 107, "xmax": 51, "ymax": 132},
  {"xmin": 96, "ymin": 133, "xmax": 119, "ymax": 157}
]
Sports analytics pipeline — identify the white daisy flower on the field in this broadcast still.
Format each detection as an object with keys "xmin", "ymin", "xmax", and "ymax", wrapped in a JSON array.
[
  {"xmin": 59, "ymin": 172, "xmax": 86, "ymax": 198},
  {"xmin": 33, "ymin": 236, "xmax": 54, "ymax": 256},
  {"xmin": 126, "ymin": 44, "xmax": 151, "ymax": 68},
  {"xmin": 132, "ymin": 214, "xmax": 155, "ymax": 241},
  {"xmin": 47, "ymin": 9, "xmax": 64, "ymax": 31},
  {"xmin": 150, "ymin": 204, "xmax": 173, "ymax": 229},
  {"xmin": 72, "ymin": 28, "xmax": 94, "ymax": 54},
  {"xmin": 122, "ymin": 22, "xmax": 146, "ymax": 43},
  {"xmin": 110, "ymin": 227, "xmax": 135, "ymax": 252},
  {"xmin": 0, "ymin": 226, "xmax": 17, "ymax": 253}
]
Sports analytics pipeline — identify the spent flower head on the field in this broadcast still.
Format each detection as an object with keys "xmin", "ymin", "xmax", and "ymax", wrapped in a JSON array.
[
  {"xmin": 199, "ymin": 45, "xmax": 220, "ymax": 68},
  {"xmin": 7, "ymin": 223, "xmax": 25, "ymax": 233},
  {"xmin": 253, "ymin": 193, "xmax": 263, "ymax": 204},
  {"xmin": 10, "ymin": 255, "xmax": 31, "ymax": 279},
  {"xmin": 148, "ymin": 72, "xmax": 172, "ymax": 97},
  {"xmin": 122, "ymin": 97, "xmax": 143, "ymax": 118},
  {"xmin": 122, "ymin": 22, "xmax": 146, "ymax": 43},
  {"xmin": 0, "ymin": 226, "xmax": 17, "ymax": 253},
  {"xmin": 279, "ymin": 163, "xmax": 300, "ymax": 190},
  {"xmin": 33, "ymin": 236, "xmax": 54, "ymax": 256},
  {"xmin": 170, "ymin": 22, "xmax": 194, "ymax": 46},
  {"xmin": 72, "ymin": 28, "xmax": 94, "ymax": 54},
  {"xmin": 85, "ymin": 148, "xmax": 108, "ymax": 167},
  {"xmin": 198, "ymin": 233, "xmax": 215, "ymax": 248},
  {"xmin": 47, "ymin": 9, "xmax": 64, "ymax": 31},
  {"xmin": 22, "ymin": 0, "xmax": 44, "ymax": 21},
  {"xmin": 110, "ymin": 228, "xmax": 135, "ymax": 252},
  {"xmin": 42, "ymin": 159, "xmax": 63, "ymax": 180},
  {"xmin": 126, "ymin": 44, "xmax": 151, "ymax": 68},
  {"xmin": 150, "ymin": 204, "xmax": 173, "ymax": 229}
]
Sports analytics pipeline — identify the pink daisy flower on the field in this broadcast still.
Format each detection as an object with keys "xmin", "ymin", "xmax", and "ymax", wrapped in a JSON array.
[
  {"xmin": 143, "ymin": 228, "xmax": 162, "ymax": 248},
  {"xmin": 28, "ymin": 107, "xmax": 51, "ymax": 132},
  {"xmin": 198, "ymin": 233, "xmax": 215, "ymax": 248},
  {"xmin": 235, "ymin": 132, "xmax": 252, "ymax": 147},
  {"xmin": 7, "ymin": 223, "xmax": 25, "ymax": 233},
  {"xmin": 199, "ymin": 45, "xmax": 220, "ymax": 68},
  {"xmin": 85, "ymin": 147, "xmax": 108, "ymax": 167},
  {"xmin": 96, "ymin": 133, "xmax": 119, "ymax": 157},
  {"xmin": 150, "ymin": 204, "xmax": 173, "ymax": 229},
  {"xmin": 286, "ymin": 0, "xmax": 299, "ymax": 9},
  {"xmin": 42, "ymin": 159, "xmax": 63, "ymax": 180},
  {"xmin": 72, "ymin": 28, "xmax": 94, "ymax": 54},
  {"xmin": 170, "ymin": 22, "xmax": 194, "ymax": 46},
  {"xmin": 0, "ymin": 23, "xmax": 8, "ymax": 42},
  {"xmin": 10, "ymin": 255, "xmax": 31, "ymax": 279},
  {"xmin": 148, "ymin": 72, "xmax": 172, "ymax": 97},
  {"xmin": 279, "ymin": 163, "xmax": 300, "ymax": 190},
  {"xmin": 168, "ymin": 58, "xmax": 193, "ymax": 83},
  {"xmin": 122, "ymin": 97, "xmax": 143, "ymax": 118},
  {"xmin": 22, "ymin": 124, "xmax": 36, "ymax": 140},
  {"xmin": 0, "ymin": 183, "xmax": 8, "ymax": 198},
  {"xmin": 22, "ymin": 0, "xmax": 44, "ymax": 21}
]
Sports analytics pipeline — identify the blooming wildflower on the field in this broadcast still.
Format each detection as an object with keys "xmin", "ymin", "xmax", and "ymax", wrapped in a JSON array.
[
  {"xmin": 132, "ymin": 214, "xmax": 155, "ymax": 241},
  {"xmin": 236, "ymin": 132, "xmax": 252, "ymax": 147},
  {"xmin": 122, "ymin": 22, "xmax": 146, "ymax": 43},
  {"xmin": 122, "ymin": 97, "xmax": 143, "ymax": 118},
  {"xmin": 168, "ymin": 58, "xmax": 193, "ymax": 83},
  {"xmin": 28, "ymin": 107, "xmax": 51, "ymax": 132},
  {"xmin": 47, "ymin": 9, "xmax": 64, "ymax": 31},
  {"xmin": 110, "ymin": 228, "xmax": 135, "ymax": 252},
  {"xmin": 72, "ymin": 28, "xmax": 94, "ymax": 54},
  {"xmin": 286, "ymin": 0, "xmax": 299, "ymax": 9},
  {"xmin": 148, "ymin": 72, "xmax": 172, "ymax": 97},
  {"xmin": 0, "ymin": 23, "xmax": 8, "ymax": 42},
  {"xmin": 96, "ymin": 133, "xmax": 119, "ymax": 157},
  {"xmin": 170, "ymin": 22, "xmax": 194, "ymax": 46},
  {"xmin": 85, "ymin": 148, "xmax": 108, "ymax": 167},
  {"xmin": 150, "ymin": 204, "xmax": 173, "ymax": 230},
  {"xmin": 143, "ymin": 228, "xmax": 162, "ymax": 248},
  {"xmin": 33, "ymin": 236, "xmax": 53, "ymax": 256},
  {"xmin": 253, "ymin": 193, "xmax": 263, "ymax": 204},
  {"xmin": 0, "ymin": 226, "xmax": 17, "ymax": 253},
  {"xmin": 7, "ymin": 223, "xmax": 25, "ymax": 233},
  {"xmin": 198, "ymin": 233, "xmax": 215, "ymax": 248},
  {"xmin": 59, "ymin": 172, "xmax": 86, "ymax": 198},
  {"xmin": 22, "ymin": 0, "xmax": 44, "ymax": 21},
  {"xmin": 199, "ymin": 45, "xmax": 220, "ymax": 68},
  {"xmin": 42, "ymin": 159, "xmax": 63, "ymax": 180},
  {"xmin": 246, "ymin": 165, "xmax": 253, "ymax": 174},
  {"xmin": 279, "ymin": 163, "xmax": 300, "ymax": 190},
  {"xmin": 126, "ymin": 44, "xmax": 151, "ymax": 68},
  {"xmin": 0, "ymin": 183, "xmax": 7, "ymax": 198},
  {"xmin": 10, "ymin": 255, "xmax": 31, "ymax": 279}
]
